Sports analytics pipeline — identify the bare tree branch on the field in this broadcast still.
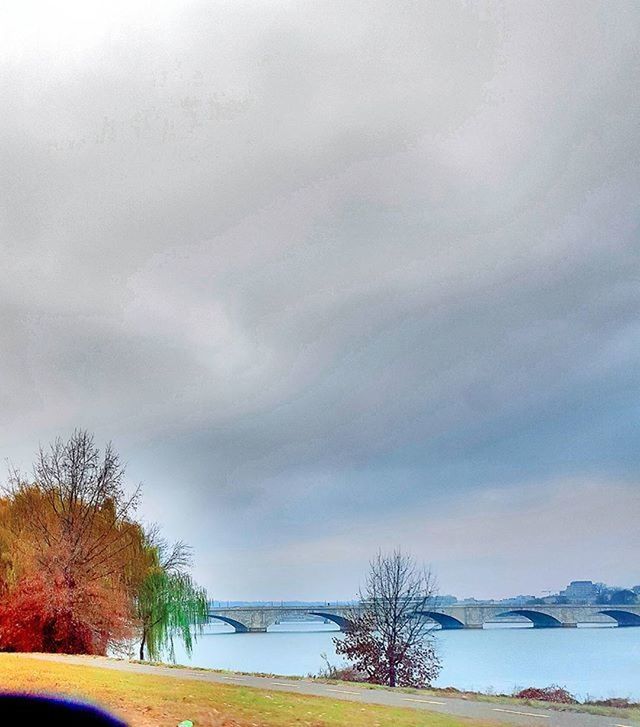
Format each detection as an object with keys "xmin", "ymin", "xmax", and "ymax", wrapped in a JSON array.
[{"xmin": 335, "ymin": 549, "xmax": 441, "ymax": 688}]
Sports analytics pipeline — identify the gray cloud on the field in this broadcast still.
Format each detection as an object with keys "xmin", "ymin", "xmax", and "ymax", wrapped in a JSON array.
[
  {"xmin": 201, "ymin": 477, "xmax": 640, "ymax": 600},
  {"xmin": 1, "ymin": 1, "xmax": 639, "ymax": 597}
]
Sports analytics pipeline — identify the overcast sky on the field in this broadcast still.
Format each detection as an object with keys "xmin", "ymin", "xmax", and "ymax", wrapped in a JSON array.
[{"xmin": 1, "ymin": 1, "xmax": 639, "ymax": 600}]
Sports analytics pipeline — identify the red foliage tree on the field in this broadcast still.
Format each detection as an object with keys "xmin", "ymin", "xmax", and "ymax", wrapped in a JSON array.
[
  {"xmin": 0, "ymin": 431, "xmax": 144, "ymax": 654},
  {"xmin": 0, "ymin": 570, "xmax": 132, "ymax": 654}
]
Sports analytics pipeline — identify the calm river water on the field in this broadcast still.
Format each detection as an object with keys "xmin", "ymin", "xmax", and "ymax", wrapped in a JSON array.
[{"xmin": 170, "ymin": 621, "xmax": 640, "ymax": 700}]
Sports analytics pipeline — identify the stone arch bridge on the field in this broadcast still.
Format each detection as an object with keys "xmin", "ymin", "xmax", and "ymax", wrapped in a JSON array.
[{"xmin": 207, "ymin": 603, "xmax": 640, "ymax": 633}]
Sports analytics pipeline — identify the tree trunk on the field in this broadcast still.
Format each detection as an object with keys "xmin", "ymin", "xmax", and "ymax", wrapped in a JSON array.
[{"xmin": 139, "ymin": 629, "xmax": 146, "ymax": 661}]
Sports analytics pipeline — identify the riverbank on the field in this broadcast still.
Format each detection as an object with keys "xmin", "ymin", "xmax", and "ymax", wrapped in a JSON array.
[
  {"xmin": 4, "ymin": 653, "xmax": 640, "ymax": 726},
  {"xmin": 0, "ymin": 654, "xmax": 495, "ymax": 727}
]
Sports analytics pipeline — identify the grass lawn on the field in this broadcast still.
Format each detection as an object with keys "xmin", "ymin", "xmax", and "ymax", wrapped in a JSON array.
[{"xmin": 0, "ymin": 654, "xmax": 496, "ymax": 727}]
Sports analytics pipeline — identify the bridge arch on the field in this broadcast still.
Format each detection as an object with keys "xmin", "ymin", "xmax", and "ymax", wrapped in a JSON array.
[
  {"xmin": 415, "ymin": 611, "xmax": 465, "ymax": 630},
  {"xmin": 208, "ymin": 614, "xmax": 250, "ymax": 633},
  {"xmin": 308, "ymin": 612, "xmax": 353, "ymax": 631},
  {"xmin": 495, "ymin": 609, "xmax": 562, "ymax": 628},
  {"xmin": 599, "ymin": 609, "xmax": 640, "ymax": 627},
  {"xmin": 309, "ymin": 611, "xmax": 351, "ymax": 631}
]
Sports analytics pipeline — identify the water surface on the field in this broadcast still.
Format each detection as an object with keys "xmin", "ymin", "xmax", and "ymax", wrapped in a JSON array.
[{"xmin": 170, "ymin": 621, "xmax": 640, "ymax": 700}]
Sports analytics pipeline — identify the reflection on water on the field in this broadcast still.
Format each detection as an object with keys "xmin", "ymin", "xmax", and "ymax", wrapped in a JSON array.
[{"xmin": 169, "ymin": 620, "xmax": 640, "ymax": 700}]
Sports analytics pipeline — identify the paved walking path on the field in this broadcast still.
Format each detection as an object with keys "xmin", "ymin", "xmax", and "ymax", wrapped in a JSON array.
[{"xmin": 19, "ymin": 653, "xmax": 640, "ymax": 727}]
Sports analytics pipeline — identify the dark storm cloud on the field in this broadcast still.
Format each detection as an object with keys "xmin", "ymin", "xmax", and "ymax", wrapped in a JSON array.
[{"xmin": 1, "ymin": 1, "xmax": 639, "ymax": 597}]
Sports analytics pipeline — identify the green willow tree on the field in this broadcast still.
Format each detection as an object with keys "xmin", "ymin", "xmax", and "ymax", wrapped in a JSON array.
[{"xmin": 137, "ymin": 526, "xmax": 208, "ymax": 661}]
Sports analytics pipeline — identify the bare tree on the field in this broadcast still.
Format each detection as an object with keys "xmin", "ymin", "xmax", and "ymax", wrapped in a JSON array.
[
  {"xmin": 143, "ymin": 523, "xmax": 193, "ymax": 575},
  {"xmin": 7, "ymin": 429, "xmax": 141, "ymax": 586},
  {"xmin": 334, "ymin": 550, "xmax": 441, "ymax": 688}
]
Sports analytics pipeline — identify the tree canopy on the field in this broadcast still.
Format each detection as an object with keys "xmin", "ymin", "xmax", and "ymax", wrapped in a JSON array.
[{"xmin": 0, "ymin": 430, "xmax": 207, "ymax": 659}]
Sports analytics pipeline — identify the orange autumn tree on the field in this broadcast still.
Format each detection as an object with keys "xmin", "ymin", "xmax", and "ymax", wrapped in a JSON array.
[{"xmin": 0, "ymin": 431, "xmax": 147, "ymax": 654}]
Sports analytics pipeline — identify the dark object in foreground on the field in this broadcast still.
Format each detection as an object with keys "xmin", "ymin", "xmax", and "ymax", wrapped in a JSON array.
[{"xmin": 0, "ymin": 694, "xmax": 127, "ymax": 725}]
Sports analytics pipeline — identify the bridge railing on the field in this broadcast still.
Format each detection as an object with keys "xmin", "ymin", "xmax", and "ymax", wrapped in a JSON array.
[{"xmin": 207, "ymin": 601, "xmax": 357, "ymax": 609}]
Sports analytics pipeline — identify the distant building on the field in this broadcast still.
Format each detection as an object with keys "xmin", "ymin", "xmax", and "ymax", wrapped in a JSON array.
[{"xmin": 560, "ymin": 580, "xmax": 597, "ymax": 603}]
